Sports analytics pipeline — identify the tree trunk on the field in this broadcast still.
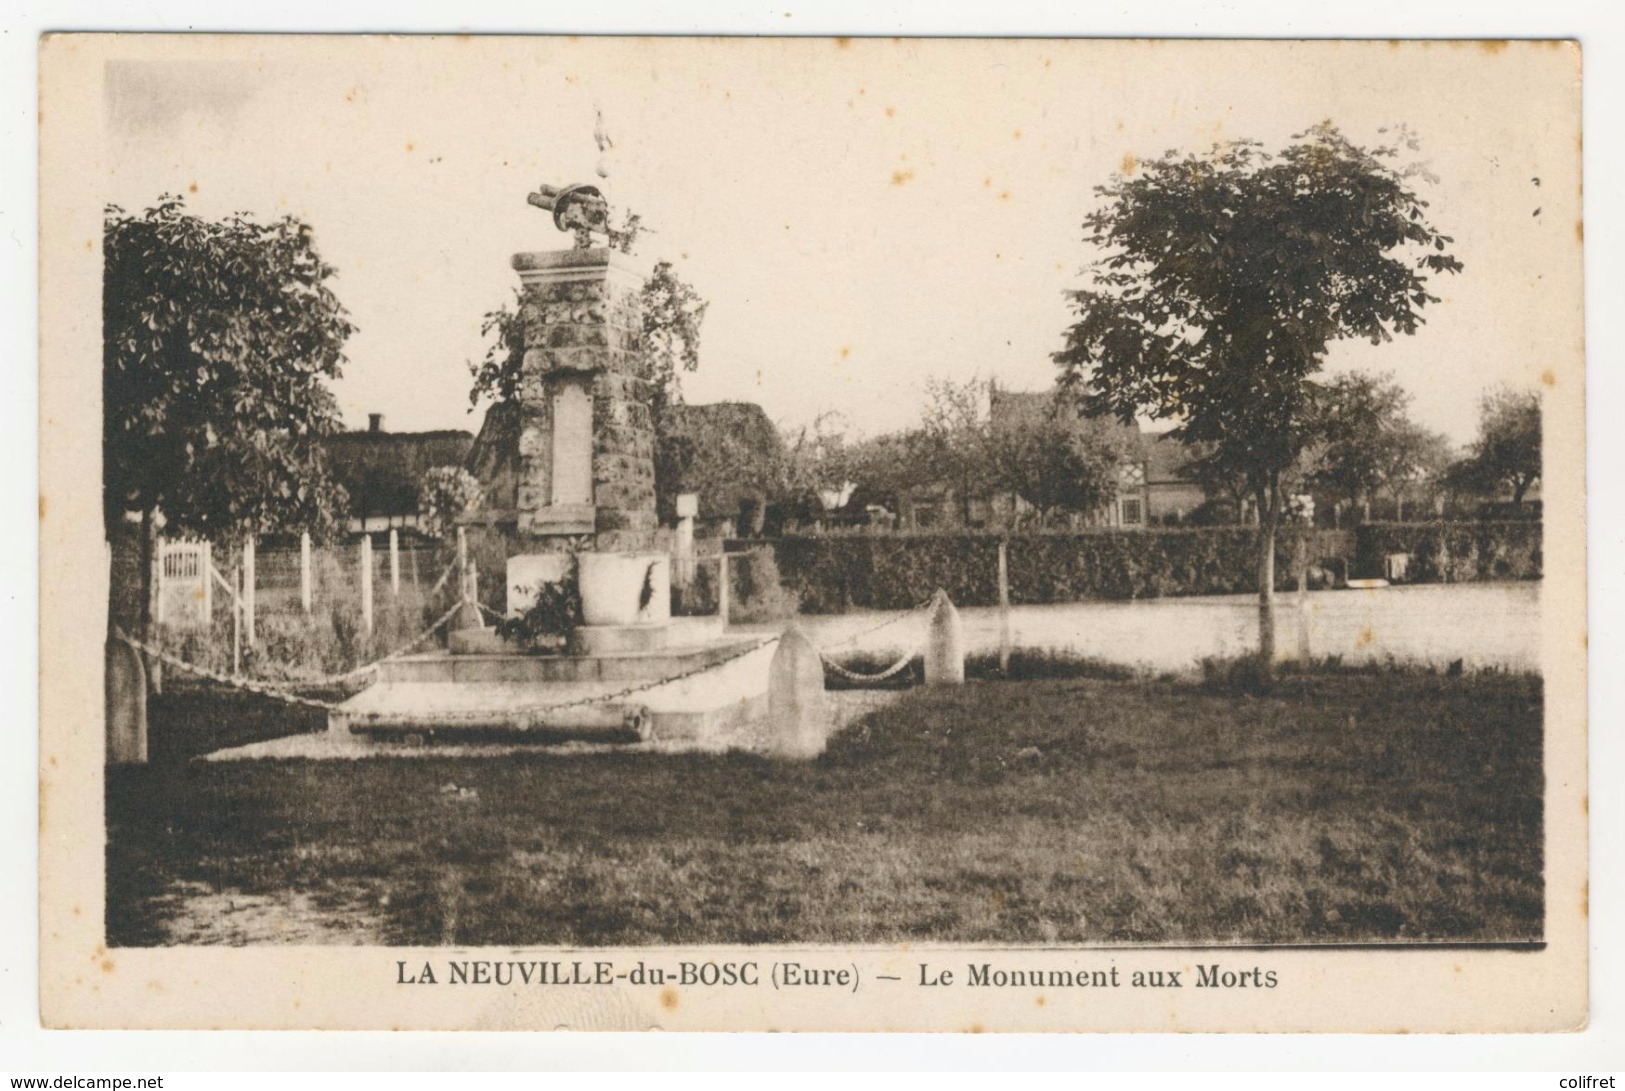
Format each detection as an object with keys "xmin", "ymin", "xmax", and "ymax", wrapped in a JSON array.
[
  {"xmin": 138, "ymin": 507, "xmax": 162, "ymax": 693},
  {"xmin": 1255, "ymin": 482, "xmax": 1278, "ymax": 670}
]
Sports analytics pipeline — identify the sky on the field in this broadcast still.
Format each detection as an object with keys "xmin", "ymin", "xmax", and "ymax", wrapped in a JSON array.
[{"xmin": 101, "ymin": 37, "xmax": 1581, "ymax": 447}]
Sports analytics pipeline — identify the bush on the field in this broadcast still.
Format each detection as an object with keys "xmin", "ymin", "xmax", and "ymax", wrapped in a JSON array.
[
  {"xmin": 728, "ymin": 546, "xmax": 801, "ymax": 623},
  {"xmin": 496, "ymin": 574, "xmax": 582, "ymax": 654},
  {"xmin": 156, "ymin": 579, "xmax": 454, "ymax": 685},
  {"xmin": 763, "ymin": 529, "xmax": 1358, "ymax": 613},
  {"xmin": 671, "ymin": 555, "xmax": 720, "ymax": 616},
  {"xmin": 1354, "ymin": 521, "xmax": 1541, "ymax": 583},
  {"xmin": 1199, "ymin": 654, "xmax": 1275, "ymax": 697}
]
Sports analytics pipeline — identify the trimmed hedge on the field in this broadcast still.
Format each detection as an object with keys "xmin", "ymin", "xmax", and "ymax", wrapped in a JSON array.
[
  {"xmin": 758, "ymin": 529, "xmax": 1357, "ymax": 613},
  {"xmin": 1355, "ymin": 521, "xmax": 1542, "ymax": 583}
]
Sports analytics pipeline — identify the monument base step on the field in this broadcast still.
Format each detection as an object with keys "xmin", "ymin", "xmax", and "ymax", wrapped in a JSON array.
[
  {"xmin": 568, "ymin": 622, "xmax": 669, "ymax": 655},
  {"xmin": 334, "ymin": 639, "xmax": 775, "ymax": 743}
]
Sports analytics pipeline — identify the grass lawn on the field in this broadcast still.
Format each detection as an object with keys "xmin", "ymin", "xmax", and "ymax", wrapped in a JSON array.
[{"xmin": 107, "ymin": 671, "xmax": 1543, "ymax": 947}]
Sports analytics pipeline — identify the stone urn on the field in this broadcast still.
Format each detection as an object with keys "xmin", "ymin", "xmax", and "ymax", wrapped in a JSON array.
[{"xmin": 578, "ymin": 552, "xmax": 671, "ymax": 627}]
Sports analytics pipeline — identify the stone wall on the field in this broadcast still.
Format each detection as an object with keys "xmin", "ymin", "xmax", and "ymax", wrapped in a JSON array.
[{"xmin": 512, "ymin": 248, "xmax": 657, "ymax": 553}]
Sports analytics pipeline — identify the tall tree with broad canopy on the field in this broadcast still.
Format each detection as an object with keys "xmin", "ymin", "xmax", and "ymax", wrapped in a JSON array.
[
  {"xmin": 1448, "ymin": 385, "xmax": 1541, "ymax": 506},
  {"xmin": 919, "ymin": 376, "xmax": 995, "ymax": 526},
  {"xmin": 104, "ymin": 196, "xmax": 354, "ymax": 640},
  {"xmin": 1054, "ymin": 123, "xmax": 1462, "ymax": 667},
  {"xmin": 989, "ymin": 412, "xmax": 1129, "ymax": 528},
  {"xmin": 1311, "ymin": 370, "xmax": 1414, "ymax": 523}
]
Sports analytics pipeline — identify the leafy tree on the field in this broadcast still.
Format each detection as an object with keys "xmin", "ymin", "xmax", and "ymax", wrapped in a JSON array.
[
  {"xmin": 1450, "ymin": 385, "xmax": 1541, "ymax": 505},
  {"xmin": 839, "ymin": 429, "xmax": 943, "ymax": 521},
  {"xmin": 1311, "ymin": 371, "xmax": 1413, "ymax": 523},
  {"xmin": 1379, "ymin": 419, "xmax": 1454, "ymax": 520},
  {"xmin": 417, "ymin": 465, "xmax": 484, "ymax": 539},
  {"xmin": 1055, "ymin": 123, "xmax": 1462, "ymax": 666},
  {"xmin": 919, "ymin": 376, "xmax": 994, "ymax": 525},
  {"xmin": 989, "ymin": 412, "xmax": 1128, "ymax": 527},
  {"xmin": 104, "ymin": 196, "xmax": 354, "ymax": 638},
  {"xmin": 638, "ymin": 260, "xmax": 708, "ymax": 427}
]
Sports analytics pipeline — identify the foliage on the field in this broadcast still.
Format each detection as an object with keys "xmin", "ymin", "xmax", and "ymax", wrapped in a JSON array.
[
  {"xmin": 416, "ymin": 465, "xmax": 483, "ymax": 539},
  {"xmin": 157, "ymin": 577, "xmax": 451, "ymax": 684},
  {"xmin": 654, "ymin": 402, "xmax": 789, "ymax": 526},
  {"xmin": 769, "ymin": 528, "xmax": 1354, "ymax": 612},
  {"xmin": 466, "ymin": 211, "xmax": 706, "ymax": 432},
  {"xmin": 919, "ymin": 376, "xmax": 995, "ymax": 524},
  {"xmin": 1308, "ymin": 371, "xmax": 1455, "ymax": 519},
  {"xmin": 1053, "ymin": 123, "xmax": 1463, "ymax": 660},
  {"xmin": 1447, "ymin": 386, "xmax": 1541, "ymax": 504},
  {"xmin": 1355, "ymin": 521, "xmax": 1541, "ymax": 583},
  {"xmin": 104, "ymin": 196, "xmax": 355, "ymax": 545},
  {"xmin": 495, "ymin": 572, "xmax": 583, "ymax": 654},
  {"xmin": 1378, "ymin": 419, "xmax": 1455, "ymax": 516},
  {"xmin": 835, "ymin": 429, "xmax": 945, "ymax": 516},
  {"xmin": 727, "ymin": 546, "xmax": 801, "ymax": 622},
  {"xmin": 639, "ymin": 260, "xmax": 708, "ymax": 427},
  {"xmin": 989, "ymin": 410, "xmax": 1129, "ymax": 525},
  {"xmin": 1310, "ymin": 371, "xmax": 1412, "ymax": 511}
]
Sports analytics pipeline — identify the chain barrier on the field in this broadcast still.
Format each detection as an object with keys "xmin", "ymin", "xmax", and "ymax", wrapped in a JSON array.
[
  {"xmin": 114, "ymin": 595, "xmax": 468, "ymax": 710},
  {"xmin": 343, "ymin": 631, "xmax": 783, "ymax": 728},
  {"xmin": 113, "ymin": 628, "xmax": 348, "ymax": 713},
  {"xmin": 424, "ymin": 555, "xmax": 461, "ymax": 601},
  {"xmin": 820, "ymin": 645, "xmax": 921, "ymax": 684},
  {"xmin": 116, "ymin": 611, "xmax": 783, "ymax": 725},
  {"xmin": 299, "ymin": 599, "xmax": 470, "ymax": 686},
  {"xmin": 813, "ymin": 595, "xmax": 936, "ymax": 682},
  {"xmin": 819, "ymin": 596, "xmax": 936, "ymax": 650}
]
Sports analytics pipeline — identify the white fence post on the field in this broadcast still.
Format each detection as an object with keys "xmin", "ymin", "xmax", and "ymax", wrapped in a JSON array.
[
  {"xmin": 456, "ymin": 527, "xmax": 469, "ymax": 602},
  {"xmin": 360, "ymin": 534, "xmax": 374, "ymax": 636},
  {"xmin": 717, "ymin": 551, "xmax": 731, "ymax": 627},
  {"xmin": 997, "ymin": 538, "xmax": 1012, "ymax": 675},
  {"xmin": 243, "ymin": 536, "xmax": 257, "ymax": 645},
  {"xmin": 203, "ymin": 541, "xmax": 214, "ymax": 619},
  {"xmin": 1296, "ymin": 533, "xmax": 1311, "ymax": 663},
  {"xmin": 389, "ymin": 528, "xmax": 400, "ymax": 596},
  {"xmin": 299, "ymin": 532, "xmax": 312, "ymax": 614},
  {"xmin": 232, "ymin": 564, "xmax": 243, "ymax": 677}
]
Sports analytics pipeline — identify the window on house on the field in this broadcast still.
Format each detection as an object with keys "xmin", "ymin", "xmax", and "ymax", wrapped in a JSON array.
[{"xmin": 1120, "ymin": 498, "xmax": 1144, "ymax": 526}]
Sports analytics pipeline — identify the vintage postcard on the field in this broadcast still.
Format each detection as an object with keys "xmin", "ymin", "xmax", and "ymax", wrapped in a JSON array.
[{"xmin": 39, "ymin": 35, "xmax": 1585, "ymax": 1031}]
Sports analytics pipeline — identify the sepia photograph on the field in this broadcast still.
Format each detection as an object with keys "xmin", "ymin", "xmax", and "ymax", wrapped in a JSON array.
[{"xmin": 38, "ymin": 33, "xmax": 1586, "ymax": 1032}]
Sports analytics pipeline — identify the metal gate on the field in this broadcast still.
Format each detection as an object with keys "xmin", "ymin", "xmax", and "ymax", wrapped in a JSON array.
[{"xmin": 157, "ymin": 539, "xmax": 212, "ymax": 627}]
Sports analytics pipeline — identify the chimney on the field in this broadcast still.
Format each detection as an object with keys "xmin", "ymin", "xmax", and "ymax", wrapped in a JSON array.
[{"xmin": 368, "ymin": 413, "xmax": 383, "ymax": 433}]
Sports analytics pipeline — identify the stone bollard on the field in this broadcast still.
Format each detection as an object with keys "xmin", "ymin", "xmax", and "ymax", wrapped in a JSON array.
[
  {"xmin": 106, "ymin": 638, "xmax": 148, "ymax": 764},
  {"xmin": 767, "ymin": 623, "xmax": 828, "ymax": 758},
  {"xmin": 923, "ymin": 589, "xmax": 965, "ymax": 686}
]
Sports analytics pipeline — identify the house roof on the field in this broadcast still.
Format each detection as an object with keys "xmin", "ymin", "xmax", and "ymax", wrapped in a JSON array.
[
  {"xmin": 989, "ymin": 384, "xmax": 1196, "ymax": 484},
  {"xmin": 1143, "ymin": 431, "xmax": 1194, "ymax": 484},
  {"xmin": 988, "ymin": 386, "xmax": 1143, "ymax": 444},
  {"xmin": 319, "ymin": 428, "xmax": 474, "ymax": 518}
]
